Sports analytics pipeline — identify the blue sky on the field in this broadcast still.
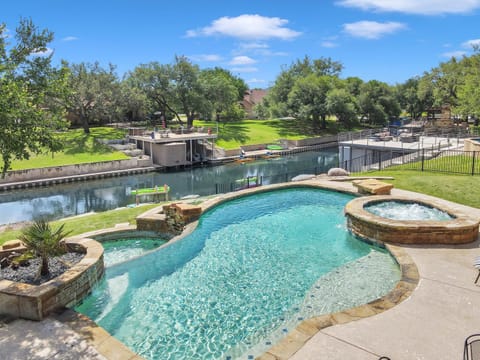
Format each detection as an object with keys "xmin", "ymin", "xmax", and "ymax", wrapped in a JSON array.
[{"xmin": 3, "ymin": 0, "xmax": 480, "ymax": 88}]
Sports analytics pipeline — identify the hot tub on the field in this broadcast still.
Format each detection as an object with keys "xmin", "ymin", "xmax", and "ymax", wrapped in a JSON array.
[{"xmin": 345, "ymin": 195, "xmax": 479, "ymax": 244}]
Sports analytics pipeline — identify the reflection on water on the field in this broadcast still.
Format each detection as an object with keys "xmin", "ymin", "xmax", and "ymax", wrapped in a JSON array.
[{"xmin": 0, "ymin": 149, "xmax": 338, "ymax": 225}]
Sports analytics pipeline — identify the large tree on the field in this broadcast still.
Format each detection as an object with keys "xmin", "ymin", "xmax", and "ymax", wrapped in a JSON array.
[
  {"xmin": 199, "ymin": 67, "xmax": 246, "ymax": 121},
  {"xmin": 288, "ymin": 74, "xmax": 332, "ymax": 129},
  {"xmin": 358, "ymin": 80, "xmax": 400, "ymax": 125},
  {"xmin": 171, "ymin": 56, "xmax": 207, "ymax": 127},
  {"xmin": 65, "ymin": 62, "xmax": 122, "ymax": 133},
  {"xmin": 0, "ymin": 18, "xmax": 70, "ymax": 177},
  {"xmin": 124, "ymin": 62, "xmax": 178, "ymax": 125},
  {"xmin": 266, "ymin": 56, "xmax": 343, "ymax": 118}
]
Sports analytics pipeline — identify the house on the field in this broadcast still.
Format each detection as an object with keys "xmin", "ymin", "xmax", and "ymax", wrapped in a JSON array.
[{"xmin": 241, "ymin": 89, "xmax": 268, "ymax": 118}]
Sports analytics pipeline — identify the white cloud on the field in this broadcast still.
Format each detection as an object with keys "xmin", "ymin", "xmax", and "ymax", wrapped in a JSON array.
[
  {"xmin": 186, "ymin": 14, "xmax": 301, "ymax": 40},
  {"xmin": 230, "ymin": 66, "xmax": 258, "ymax": 73},
  {"xmin": 62, "ymin": 36, "xmax": 78, "ymax": 42},
  {"xmin": 246, "ymin": 78, "xmax": 267, "ymax": 84},
  {"xmin": 343, "ymin": 21, "xmax": 406, "ymax": 39},
  {"xmin": 336, "ymin": 0, "xmax": 480, "ymax": 15},
  {"xmin": 321, "ymin": 41, "xmax": 339, "ymax": 48},
  {"xmin": 239, "ymin": 42, "xmax": 269, "ymax": 50},
  {"xmin": 442, "ymin": 50, "xmax": 467, "ymax": 58},
  {"xmin": 463, "ymin": 39, "xmax": 480, "ymax": 49},
  {"xmin": 229, "ymin": 56, "xmax": 257, "ymax": 65},
  {"xmin": 31, "ymin": 47, "xmax": 53, "ymax": 57},
  {"xmin": 189, "ymin": 54, "xmax": 223, "ymax": 62}
]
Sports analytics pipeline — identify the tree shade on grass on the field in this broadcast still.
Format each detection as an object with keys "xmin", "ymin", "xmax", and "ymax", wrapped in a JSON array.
[
  {"xmin": 194, "ymin": 118, "xmax": 346, "ymax": 150},
  {"xmin": 7, "ymin": 127, "xmax": 129, "ymax": 170}
]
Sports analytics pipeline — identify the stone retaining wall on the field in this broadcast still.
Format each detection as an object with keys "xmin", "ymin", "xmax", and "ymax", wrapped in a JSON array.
[
  {"xmin": 0, "ymin": 158, "xmax": 150, "ymax": 184},
  {"xmin": 0, "ymin": 238, "xmax": 104, "ymax": 320}
]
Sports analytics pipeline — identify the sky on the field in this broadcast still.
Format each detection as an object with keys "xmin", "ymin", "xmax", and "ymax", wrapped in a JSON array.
[{"xmin": 2, "ymin": 0, "xmax": 480, "ymax": 88}]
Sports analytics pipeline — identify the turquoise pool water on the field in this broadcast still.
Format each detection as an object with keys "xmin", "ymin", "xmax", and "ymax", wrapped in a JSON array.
[
  {"xmin": 101, "ymin": 238, "xmax": 167, "ymax": 267},
  {"xmin": 75, "ymin": 188, "xmax": 400, "ymax": 360}
]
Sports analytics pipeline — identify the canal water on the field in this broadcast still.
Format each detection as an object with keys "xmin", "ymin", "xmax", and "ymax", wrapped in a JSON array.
[{"xmin": 0, "ymin": 148, "xmax": 338, "ymax": 225}]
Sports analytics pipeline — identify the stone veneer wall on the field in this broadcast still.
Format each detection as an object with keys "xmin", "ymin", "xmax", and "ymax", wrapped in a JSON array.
[
  {"xmin": 464, "ymin": 138, "xmax": 480, "ymax": 152},
  {"xmin": 0, "ymin": 158, "xmax": 150, "ymax": 184},
  {"xmin": 0, "ymin": 238, "xmax": 104, "ymax": 321},
  {"xmin": 345, "ymin": 196, "xmax": 480, "ymax": 244}
]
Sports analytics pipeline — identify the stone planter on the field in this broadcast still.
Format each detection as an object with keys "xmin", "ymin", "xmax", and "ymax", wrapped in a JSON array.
[{"xmin": 0, "ymin": 238, "xmax": 104, "ymax": 320}]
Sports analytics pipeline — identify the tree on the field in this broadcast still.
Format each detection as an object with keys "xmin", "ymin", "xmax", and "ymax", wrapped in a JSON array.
[
  {"xmin": 0, "ymin": 18, "xmax": 70, "ymax": 177},
  {"xmin": 19, "ymin": 220, "xmax": 70, "ymax": 277},
  {"xmin": 199, "ymin": 68, "xmax": 246, "ymax": 121},
  {"xmin": 358, "ymin": 80, "xmax": 400, "ymax": 125},
  {"xmin": 266, "ymin": 56, "xmax": 343, "ymax": 119},
  {"xmin": 288, "ymin": 74, "xmax": 332, "ymax": 129},
  {"xmin": 124, "ymin": 62, "xmax": 179, "ymax": 125},
  {"xmin": 65, "ymin": 62, "xmax": 122, "ymax": 133},
  {"xmin": 326, "ymin": 87, "xmax": 357, "ymax": 128},
  {"xmin": 396, "ymin": 77, "xmax": 426, "ymax": 120},
  {"xmin": 171, "ymin": 56, "xmax": 206, "ymax": 127},
  {"xmin": 455, "ymin": 53, "xmax": 480, "ymax": 119}
]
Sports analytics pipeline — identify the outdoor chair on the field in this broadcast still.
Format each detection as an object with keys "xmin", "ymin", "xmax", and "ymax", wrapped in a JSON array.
[
  {"xmin": 464, "ymin": 334, "xmax": 480, "ymax": 360},
  {"xmin": 474, "ymin": 256, "xmax": 480, "ymax": 284}
]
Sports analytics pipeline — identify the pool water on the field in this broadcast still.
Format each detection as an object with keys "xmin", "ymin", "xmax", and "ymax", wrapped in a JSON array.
[
  {"xmin": 365, "ymin": 201, "xmax": 453, "ymax": 221},
  {"xmin": 75, "ymin": 188, "xmax": 400, "ymax": 360},
  {"xmin": 101, "ymin": 238, "xmax": 167, "ymax": 267}
]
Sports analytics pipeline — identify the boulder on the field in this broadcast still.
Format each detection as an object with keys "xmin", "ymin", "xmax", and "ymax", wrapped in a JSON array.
[
  {"xmin": 1, "ymin": 240, "xmax": 24, "ymax": 250},
  {"xmin": 327, "ymin": 168, "xmax": 349, "ymax": 177}
]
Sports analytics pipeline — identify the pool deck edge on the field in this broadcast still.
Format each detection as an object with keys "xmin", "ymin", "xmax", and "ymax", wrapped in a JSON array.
[{"xmin": 256, "ymin": 244, "xmax": 419, "ymax": 360}]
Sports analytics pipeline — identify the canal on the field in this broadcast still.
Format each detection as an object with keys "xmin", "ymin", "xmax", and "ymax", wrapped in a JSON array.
[{"xmin": 0, "ymin": 148, "xmax": 338, "ymax": 225}]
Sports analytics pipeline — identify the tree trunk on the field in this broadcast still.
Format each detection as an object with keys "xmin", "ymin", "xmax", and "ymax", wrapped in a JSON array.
[
  {"xmin": 321, "ymin": 114, "xmax": 327, "ymax": 129},
  {"xmin": 312, "ymin": 114, "xmax": 320, "ymax": 131},
  {"xmin": 40, "ymin": 256, "xmax": 49, "ymax": 276},
  {"xmin": 81, "ymin": 116, "xmax": 90, "ymax": 134},
  {"xmin": 187, "ymin": 112, "xmax": 195, "ymax": 128}
]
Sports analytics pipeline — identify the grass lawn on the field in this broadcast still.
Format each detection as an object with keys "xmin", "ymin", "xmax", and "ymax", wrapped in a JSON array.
[
  {"xmin": 194, "ymin": 118, "xmax": 344, "ymax": 150},
  {"xmin": 8, "ymin": 127, "xmax": 129, "ymax": 170},
  {"xmin": 0, "ymin": 203, "xmax": 160, "ymax": 246},
  {"xmin": 355, "ymin": 169, "xmax": 480, "ymax": 208}
]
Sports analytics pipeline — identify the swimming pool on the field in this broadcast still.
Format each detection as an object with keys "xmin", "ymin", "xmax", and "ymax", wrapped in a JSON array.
[
  {"xmin": 75, "ymin": 188, "xmax": 400, "ymax": 360},
  {"xmin": 100, "ymin": 237, "xmax": 167, "ymax": 267}
]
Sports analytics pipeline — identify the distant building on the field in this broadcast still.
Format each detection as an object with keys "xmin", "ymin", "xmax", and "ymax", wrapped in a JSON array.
[{"xmin": 241, "ymin": 89, "xmax": 268, "ymax": 118}]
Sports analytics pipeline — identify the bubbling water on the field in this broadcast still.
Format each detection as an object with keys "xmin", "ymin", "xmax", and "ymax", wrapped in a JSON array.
[{"xmin": 365, "ymin": 201, "xmax": 453, "ymax": 221}]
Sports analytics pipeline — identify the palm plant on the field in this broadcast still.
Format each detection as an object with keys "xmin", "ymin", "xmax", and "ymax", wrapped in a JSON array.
[{"xmin": 19, "ymin": 220, "xmax": 71, "ymax": 277}]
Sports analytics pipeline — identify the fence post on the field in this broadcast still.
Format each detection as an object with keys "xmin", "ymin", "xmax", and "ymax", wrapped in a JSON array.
[
  {"xmin": 215, "ymin": 183, "xmax": 218, "ymax": 194},
  {"xmin": 472, "ymin": 152, "xmax": 477, "ymax": 176},
  {"xmin": 378, "ymin": 152, "xmax": 382, "ymax": 171},
  {"xmin": 421, "ymin": 149, "xmax": 425, "ymax": 171}
]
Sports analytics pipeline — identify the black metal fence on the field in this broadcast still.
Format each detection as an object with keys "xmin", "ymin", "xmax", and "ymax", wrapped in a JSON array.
[
  {"xmin": 214, "ymin": 165, "xmax": 331, "ymax": 194},
  {"xmin": 342, "ymin": 148, "xmax": 480, "ymax": 175}
]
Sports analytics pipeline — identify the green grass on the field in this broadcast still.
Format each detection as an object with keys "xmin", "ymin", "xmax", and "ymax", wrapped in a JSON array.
[
  {"xmin": 0, "ymin": 203, "xmax": 160, "ymax": 246},
  {"xmin": 194, "ymin": 119, "xmax": 345, "ymax": 150},
  {"xmin": 387, "ymin": 154, "xmax": 480, "ymax": 174},
  {"xmin": 355, "ymin": 169, "xmax": 480, "ymax": 208},
  {"xmin": 9, "ymin": 127, "xmax": 129, "ymax": 170}
]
